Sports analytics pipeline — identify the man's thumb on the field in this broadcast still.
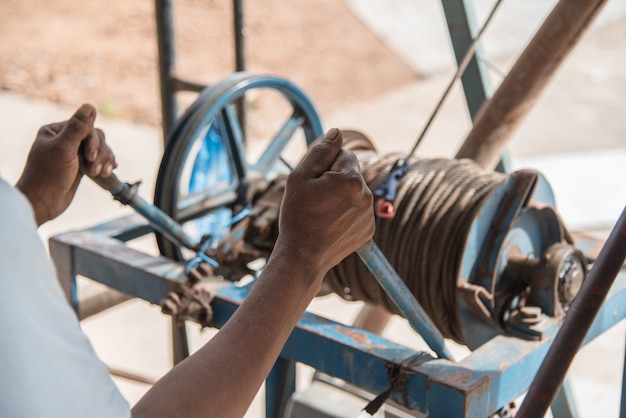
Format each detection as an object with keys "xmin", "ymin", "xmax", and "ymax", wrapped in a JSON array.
[
  {"xmin": 296, "ymin": 128, "xmax": 344, "ymax": 178},
  {"xmin": 59, "ymin": 103, "xmax": 97, "ymax": 144}
]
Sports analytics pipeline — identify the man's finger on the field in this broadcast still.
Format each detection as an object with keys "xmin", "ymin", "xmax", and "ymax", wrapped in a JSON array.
[
  {"xmin": 58, "ymin": 103, "xmax": 97, "ymax": 146},
  {"xmin": 296, "ymin": 128, "xmax": 344, "ymax": 178},
  {"xmin": 82, "ymin": 128, "xmax": 105, "ymax": 163}
]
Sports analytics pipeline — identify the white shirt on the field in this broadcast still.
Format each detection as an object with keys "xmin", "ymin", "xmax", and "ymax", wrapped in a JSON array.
[{"xmin": 0, "ymin": 178, "xmax": 130, "ymax": 418}]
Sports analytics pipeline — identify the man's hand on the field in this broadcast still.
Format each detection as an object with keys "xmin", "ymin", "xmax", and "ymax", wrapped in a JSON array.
[
  {"xmin": 16, "ymin": 103, "xmax": 117, "ymax": 226},
  {"xmin": 276, "ymin": 128, "xmax": 375, "ymax": 278}
]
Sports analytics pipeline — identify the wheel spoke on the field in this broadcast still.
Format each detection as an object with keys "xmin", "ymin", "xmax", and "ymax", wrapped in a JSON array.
[
  {"xmin": 253, "ymin": 111, "xmax": 305, "ymax": 174},
  {"xmin": 219, "ymin": 105, "xmax": 248, "ymax": 181},
  {"xmin": 155, "ymin": 73, "xmax": 323, "ymax": 262}
]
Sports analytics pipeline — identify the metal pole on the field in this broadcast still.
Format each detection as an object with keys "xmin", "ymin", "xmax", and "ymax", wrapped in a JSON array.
[
  {"xmin": 233, "ymin": 0, "xmax": 245, "ymax": 73},
  {"xmin": 155, "ymin": 0, "xmax": 178, "ymax": 144},
  {"xmin": 517, "ymin": 206, "xmax": 626, "ymax": 418},
  {"xmin": 455, "ymin": 0, "xmax": 608, "ymax": 169},
  {"xmin": 233, "ymin": 0, "xmax": 246, "ymax": 138},
  {"xmin": 88, "ymin": 172, "xmax": 198, "ymax": 250},
  {"xmin": 441, "ymin": 0, "xmax": 492, "ymax": 120},
  {"xmin": 266, "ymin": 358, "xmax": 296, "ymax": 418}
]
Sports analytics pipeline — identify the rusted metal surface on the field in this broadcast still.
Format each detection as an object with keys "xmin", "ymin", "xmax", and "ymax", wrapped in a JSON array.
[
  {"xmin": 50, "ymin": 230, "xmax": 187, "ymax": 305},
  {"xmin": 160, "ymin": 283, "xmax": 214, "ymax": 327},
  {"xmin": 455, "ymin": 0, "xmax": 609, "ymax": 169},
  {"xmin": 517, "ymin": 206, "xmax": 626, "ymax": 418}
]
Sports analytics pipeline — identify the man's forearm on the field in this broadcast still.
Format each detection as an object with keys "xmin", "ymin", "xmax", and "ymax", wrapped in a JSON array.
[{"xmin": 132, "ymin": 246, "xmax": 325, "ymax": 418}]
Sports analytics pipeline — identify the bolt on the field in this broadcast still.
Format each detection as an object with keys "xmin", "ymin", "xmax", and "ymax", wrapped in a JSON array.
[{"xmin": 558, "ymin": 253, "xmax": 585, "ymax": 305}]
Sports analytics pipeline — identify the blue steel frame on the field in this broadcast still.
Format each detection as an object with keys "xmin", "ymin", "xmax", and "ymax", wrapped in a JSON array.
[{"xmin": 49, "ymin": 216, "xmax": 626, "ymax": 417}]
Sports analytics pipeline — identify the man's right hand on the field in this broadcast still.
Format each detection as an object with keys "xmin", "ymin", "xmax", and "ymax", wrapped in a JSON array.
[{"xmin": 275, "ymin": 128, "xmax": 375, "ymax": 280}]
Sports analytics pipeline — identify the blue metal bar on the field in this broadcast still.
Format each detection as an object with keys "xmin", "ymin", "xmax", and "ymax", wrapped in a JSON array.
[
  {"xmin": 266, "ymin": 358, "xmax": 296, "ymax": 418},
  {"xmin": 220, "ymin": 106, "xmax": 248, "ymax": 182},
  {"xmin": 88, "ymin": 173, "xmax": 198, "ymax": 251},
  {"xmin": 356, "ymin": 240, "xmax": 453, "ymax": 360},
  {"xmin": 52, "ymin": 230, "xmax": 184, "ymax": 304},
  {"xmin": 441, "ymin": 0, "xmax": 516, "ymax": 174},
  {"xmin": 440, "ymin": 0, "xmax": 492, "ymax": 119},
  {"xmin": 254, "ymin": 112, "xmax": 305, "ymax": 173},
  {"xmin": 128, "ymin": 192, "xmax": 198, "ymax": 250}
]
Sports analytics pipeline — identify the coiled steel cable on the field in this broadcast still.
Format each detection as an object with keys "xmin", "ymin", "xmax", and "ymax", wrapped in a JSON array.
[{"xmin": 324, "ymin": 152, "xmax": 507, "ymax": 344}]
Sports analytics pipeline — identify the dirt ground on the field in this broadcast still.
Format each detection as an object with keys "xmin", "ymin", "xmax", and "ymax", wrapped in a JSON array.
[{"xmin": 0, "ymin": 0, "xmax": 418, "ymax": 127}]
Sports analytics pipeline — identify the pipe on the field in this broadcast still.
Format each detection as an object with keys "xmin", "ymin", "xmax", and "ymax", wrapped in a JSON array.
[
  {"xmin": 88, "ymin": 172, "xmax": 198, "ymax": 251},
  {"xmin": 233, "ymin": 0, "xmax": 245, "ymax": 73},
  {"xmin": 455, "ymin": 0, "xmax": 608, "ymax": 169},
  {"xmin": 517, "ymin": 206, "xmax": 626, "ymax": 418},
  {"xmin": 154, "ymin": 0, "xmax": 177, "ymax": 143}
]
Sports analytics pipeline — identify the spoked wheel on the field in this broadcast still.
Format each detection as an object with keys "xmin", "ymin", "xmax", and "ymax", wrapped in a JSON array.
[
  {"xmin": 154, "ymin": 72, "xmax": 323, "ymax": 364},
  {"xmin": 154, "ymin": 72, "xmax": 323, "ymax": 261}
]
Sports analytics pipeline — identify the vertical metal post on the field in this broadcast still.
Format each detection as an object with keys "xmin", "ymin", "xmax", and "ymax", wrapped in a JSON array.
[
  {"xmin": 266, "ymin": 358, "xmax": 296, "ymax": 418},
  {"xmin": 233, "ymin": 0, "xmax": 246, "ymax": 139},
  {"xmin": 49, "ymin": 238, "xmax": 77, "ymax": 310},
  {"xmin": 170, "ymin": 321, "xmax": 190, "ymax": 366},
  {"xmin": 441, "ymin": 0, "xmax": 513, "ymax": 173},
  {"xmin": 233, "ymin": 0, "xmax": 245, "ymax": 73},
  {"xmin": 155, "ymin": 0, "xmax": 178, "ymax": 144},
  {"xmin": 154, "ymin": 0, "xmax": 189, "ymax": 364},
  {"xmin": 440, "ymin": 0, "xmax": 492, "ymax": 119},
  {"xmin": 517, "ymin": 206, "xmax": 626, "ymax": 418}
]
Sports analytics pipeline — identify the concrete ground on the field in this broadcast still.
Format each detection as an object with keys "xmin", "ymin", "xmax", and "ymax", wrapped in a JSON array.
[{"xmin": 1, "ymin": 2, "xmax": 625, "ymax": 417}]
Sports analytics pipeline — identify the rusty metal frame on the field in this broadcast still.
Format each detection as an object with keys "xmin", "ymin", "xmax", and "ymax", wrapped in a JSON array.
[{"xmin": 49, "ymin": 216, "xmax": 626, "ymax": 417}]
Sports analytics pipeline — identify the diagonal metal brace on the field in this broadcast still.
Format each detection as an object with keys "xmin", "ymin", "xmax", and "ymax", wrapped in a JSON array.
[{"xmin": 357, "ymin": 240, "xmax": 453, "ymax": 360}]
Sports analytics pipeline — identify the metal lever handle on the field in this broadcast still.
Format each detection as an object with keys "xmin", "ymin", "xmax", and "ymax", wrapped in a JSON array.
[
  {"xmin": 87, "ymin": 171, "xmax": 198, "ymax": 251},
  {"xmin": 88, "ymin": 171, "xmax": 126, "ymax": 196},
  {"xmin": 357, "ymin": 240, "xmax": 452, "ymax": 360}
]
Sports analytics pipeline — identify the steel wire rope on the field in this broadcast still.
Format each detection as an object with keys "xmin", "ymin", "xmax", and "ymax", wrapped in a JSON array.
[
  {"xmin": 324, "ymin": 152, "xmax": 507, "ymax": 343},
  {"xmin": 324, "ymin": 0, "xmax": 507, "ymax": 344},
  {"xmin": 408, "ymin": 0, "xmax": 505, "ymax": 158}
]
